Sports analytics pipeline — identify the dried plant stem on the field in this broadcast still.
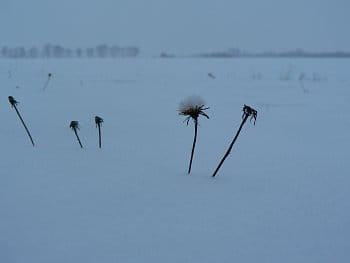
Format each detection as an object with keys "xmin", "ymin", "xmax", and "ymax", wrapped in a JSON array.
[
  {"xmin": 188, "ymin": 119, "xmax": 198, "ymax": 174},
  {"xmin": 97, "ymin": 123, "xmax": 102, "ymax": 148},
  {"xmin": 73, "ymin": 128, "xmax": 83, "ymax": 148},
  {"xmin": 43, "ymin": 73, "xmax": 52, "ymax": 90},
  {"xmin": 43, "ymin": 79, "xmax": 50, "ymax": 90},
  {"xmin": 95, "ymin": 116, "xmax": 103, "ymax": 148},
  {"xmin": 9, "ymin": 98, "xmax": 35, "ymax": 146},
  {"xmin": 212, "ymin": 114, "xmax": 249, "ymax": 177}
]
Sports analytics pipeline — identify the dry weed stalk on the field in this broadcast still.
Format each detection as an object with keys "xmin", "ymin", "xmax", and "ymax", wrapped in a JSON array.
[
  {"xmin": 212, "ymin": 105, "xmax": 257, "ymax": 177},
  {"xmin": 179, "ymin": 96, "xmax": 209, "ymax": 174},
  {"xmin": 70, "ymin": 121, "xmax": 83, "ymax": 148},
  {"xmin": 8, "ymin": 96, "xmax": 35, "ymax": 146}
]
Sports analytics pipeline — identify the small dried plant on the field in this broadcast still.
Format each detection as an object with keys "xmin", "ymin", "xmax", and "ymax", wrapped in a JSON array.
[
  {"xmin": 95, "ymin": 116, "xmax": 104, "ymax": 148},
  {"xmin": 8, "ymin": 96, "xmax": 35, "ymax": 146},
  {"xmin": 212, "ymin": 104, "xmax": 257, "ymax": 177},
  {"xmin": 179, "ymin": 96, "xmax": 209, "ymax": 174},
  {"xmin": 70, "ymin": 121, "xmax": 83, "ymax": 148},
  {"xmin": 43, "ymin": 73, "xmax": 52, "ymax": 90}
]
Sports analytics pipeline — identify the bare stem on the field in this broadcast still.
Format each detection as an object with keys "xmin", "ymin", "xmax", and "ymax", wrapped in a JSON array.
[
  {"xmin": 212, "ymin": 114, "xmax": 249, "ymax": 177},
  {"xmin": 13, "ymin": 105, "xmax": 35, "ymax": 146},
  {"xmin": 43, "ymin": 78, "xmax": 50, "ymax": 90},
  {"xmin": 73, "ymin": 128, "xmax": 83, "ymax": 148},
  {"xmin": 98, "ymin": 124, "xmax": 102, "ymax": 148},
  {"xmin": 188, "ymin": 119, "xmax": 198, "ymax": 174}
]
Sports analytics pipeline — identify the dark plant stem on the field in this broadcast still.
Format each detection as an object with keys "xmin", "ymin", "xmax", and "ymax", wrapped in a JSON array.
[
  {"xmin": 13, "ymin": 105, "xmax": 35, "ymax": 146},
  {"xmin": 97, "ymin": 123, "xmax": 102, "ymax": 148},
  {"xmin": 212, "ymin": 114, "xmax": 249, "ymax": 177},
  {"xmin": 188, "ymin": 119, "xmax": 198, "ymax": 174},
  {"xmin": 43, "ymin": 78, "xmax": 50, "ymax": 90},
  {"xmin": 43, "ymin": 74, "xmax": 52, "ymax": 90},
  {"xmin": 73, "ymin": 128, "xmax": 83, "ymax": 148}
]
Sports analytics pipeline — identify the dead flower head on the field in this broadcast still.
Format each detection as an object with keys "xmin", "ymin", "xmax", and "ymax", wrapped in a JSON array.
[
  {"xmin": 70, "ymin": 121, "xmax": 79, "ymax": 130},
  {"xmin": 179, "ymin": 96, "xmax": 209, "ymax": 125},
  {"xmin": 8, "ymin": 96, "xmax": 18, "ymax": 107},
  {"xmin": 242, "ymin": 104, "xmax": 257, "ymax": 125}
]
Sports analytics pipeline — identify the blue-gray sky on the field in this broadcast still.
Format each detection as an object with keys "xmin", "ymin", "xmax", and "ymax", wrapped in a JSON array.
[{"xmin": 0, "ymin": 0, "xmax": 349, "ymax": 54}]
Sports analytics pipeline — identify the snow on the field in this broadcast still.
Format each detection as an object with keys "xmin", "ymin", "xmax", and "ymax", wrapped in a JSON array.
[{"xmin": 0, "ymin": 58, "xmax": 349, "ymax": 263}]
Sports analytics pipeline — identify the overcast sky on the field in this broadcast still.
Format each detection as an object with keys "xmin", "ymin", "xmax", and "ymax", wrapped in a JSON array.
[{"xmin": 0, "ymin": 0, "xmax": 349, "ymax": 55}]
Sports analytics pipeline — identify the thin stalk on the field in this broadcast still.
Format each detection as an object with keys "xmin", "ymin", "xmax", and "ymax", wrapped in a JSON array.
[
  {"xmin": 43, "ymin": 73, "xmax": 52, "ymax": 90},
  {"xmin": 8, "ymin": 96, "xmax": 35, "ymax": 146},
  {"xmin": 70, "ymin": 121, "xmax": 83, "ymax": 148},
  {"xmin": 98, "ymin": 124, "xmax": 102, "ymax": 148},
  {"xmin": 73, "ymin": 128, "xmax": 83, "ymax": 148},
  {"xmin": 212, "ymin": 114, "xmax": 249, "ymax": 177},
  {"xmin": 95, "ymin": 116, "xmax": 103, "ymax": 149},
  {"xmin": 188, "ymin": 119, "xmax": 198, "ymax": 174}
]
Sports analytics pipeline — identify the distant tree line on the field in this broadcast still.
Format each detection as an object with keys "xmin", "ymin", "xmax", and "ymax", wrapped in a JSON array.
[
  {"xmin": 194, "ymin": 48, "xmax": 350, "ymax": 58},
  {"xmin": 0, "ymin": 44, "xmax": 140, "ymax": 59}
]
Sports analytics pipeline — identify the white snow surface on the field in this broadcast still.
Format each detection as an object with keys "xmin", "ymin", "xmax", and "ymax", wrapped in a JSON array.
[{"xmin": 0, "ymin": 58, "xmax": 349, "ymax": 263}]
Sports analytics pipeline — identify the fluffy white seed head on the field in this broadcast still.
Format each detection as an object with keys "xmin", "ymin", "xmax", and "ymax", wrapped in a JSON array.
[{"xmin": 179, "ymin": 96, "xmax": 206, "ymax": 114}]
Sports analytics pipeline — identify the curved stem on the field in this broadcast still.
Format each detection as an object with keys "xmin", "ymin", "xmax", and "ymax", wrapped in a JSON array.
[
  {"xmin": 13, "ymin": 105, "xmax": 35, "ymax": 146},
  {"xmin": 212, "ymin": 114, "xmax": 249, "ymax": 177},
  {"xmin": 188, "ymin": 119, "xmax": 198, "ymax": 174}
]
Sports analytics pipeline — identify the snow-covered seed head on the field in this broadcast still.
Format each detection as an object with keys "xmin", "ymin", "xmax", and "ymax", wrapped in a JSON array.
[
  {"xmin": 70, "ymin": 121, "xmax": 79, "ymax": 130},
  {"xmin": 179, "ymin": 96, "xmax": 209, "ymax": 125}
]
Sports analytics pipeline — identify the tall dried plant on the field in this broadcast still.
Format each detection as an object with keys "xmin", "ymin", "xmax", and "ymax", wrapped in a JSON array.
[
  {"xmin": 8, "ymin": 96, "xmax": 35, "ymax": 146},
  {"xmin": 95, "ymin": 116, "xmax": 104, "ymax": 148},
  {"xmin": 179, "ymin": 96, "xmax": 209, "ymax": 174},
  {"xmin": 212, "ymin": 105, "xmax": 257, "ymax": 177},
  {"xmin": 70, "ymin": 121, "xmax": 83, "ymax": 148}
]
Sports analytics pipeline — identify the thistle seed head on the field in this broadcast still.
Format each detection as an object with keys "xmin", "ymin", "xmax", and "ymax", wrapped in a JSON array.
[{"xmin": 179, "ymin": 96, "xmax": 209, "ymax": 125}]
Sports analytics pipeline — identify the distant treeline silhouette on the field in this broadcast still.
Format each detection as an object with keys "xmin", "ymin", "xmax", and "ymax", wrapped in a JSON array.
[
  {"xmin": 194, "ymin": 48, "xmax": 350, "ymax": 58},
  {"xmin": 1, "ymin": 44, "xmax": 139, "ymax": 59}
]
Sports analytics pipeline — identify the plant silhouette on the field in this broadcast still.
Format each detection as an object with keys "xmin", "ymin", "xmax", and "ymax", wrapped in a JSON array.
[
  {"xmin": 70, "ymin": 121, "xmax": 83, "ymax": 148},
  {"xmin": 43, "ymin": 73, "xmax": 52, "ymax": 90},
  {"xmin": 95, "ymin": 116, "xmax": 104, "ymax": 148},
  {"xmin": 8, "ymin": 96, "xmax": 35, "ymax": 146},
  {"xmin": 212, "ymin": 105, "xmax": 257, "ymax": 177},
  {"xmin": 179, "ymin": 96, "xmax": 209, "ymax": 174}
]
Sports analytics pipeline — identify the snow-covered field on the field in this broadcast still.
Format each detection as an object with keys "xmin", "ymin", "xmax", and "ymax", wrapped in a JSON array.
[{"xmin": 0, "ymin": 58, "xmax": 349, "ymax": 263}]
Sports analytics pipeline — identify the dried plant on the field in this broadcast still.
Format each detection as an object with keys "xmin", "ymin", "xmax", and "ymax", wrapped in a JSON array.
[
  {"xmin": 8, "ymin": 96, "xmax": 35, "ymax": 146},
  {"xmin": 179, "ymin": 96, "xmax": 209, "ymax": 174},
  {"xmin": 43, "ymin": 73, "xmax": 52, "ymax": 90},
  {"xmin": 70, "ymin": 121, "xmax": 83, "ymax": 148},
  {"xmin": 95, "ymin": 116, "xmax": 104, "ymax": 148},
  {"xmin": 212, "ymin": 105, "xmax": 257, "ymax": 177}
]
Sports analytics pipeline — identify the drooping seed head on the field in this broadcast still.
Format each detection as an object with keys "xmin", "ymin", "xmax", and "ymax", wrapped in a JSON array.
[
  {"xmin": 179, "ymin": 96, "xmax": 209, "ymax": 125},
  {"xmin": 8, "ymin": 96, "xmax": 18, "ymax": 107},
  {"xmin": 242, "ymin": 105, "xmax": 257, "ymax": 124},
  {"xmin": 70, "ymin": 121, "xmax": 79, "ymax": 130}
]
